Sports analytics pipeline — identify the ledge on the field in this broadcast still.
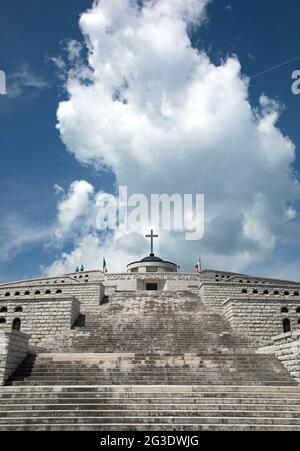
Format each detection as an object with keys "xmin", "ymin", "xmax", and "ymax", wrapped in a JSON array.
[
  {"xmin": 0, "ymin": 328, "xmax": 31, "ymax": 339},
  {"xmin": 200, "ymin": 281, "xmax": 300, "ymax": 288},
  {"xmin": 0, "ymin": 296, "xmax": 81, "ymax": 304},
  {"xmin": 273, "ymin": 330, "xmax": 300, "ymax": 342},
  {"xmin": 0, "ymin": 281, "xmax": 102, "ymax": 291},
  {"xmin": 223, "ymin": 297, "xmax": 300, "ymax": 306}
]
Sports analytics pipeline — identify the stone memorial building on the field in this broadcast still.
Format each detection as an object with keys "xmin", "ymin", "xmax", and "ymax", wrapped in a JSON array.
[{"xmin": 1, "ymin": 233, "xmax": 300, "ymax": 430}]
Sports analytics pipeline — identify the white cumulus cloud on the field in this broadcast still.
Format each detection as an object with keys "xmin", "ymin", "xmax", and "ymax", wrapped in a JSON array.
[
  {"xmin": 55, "ymin": 180, "xmax": 95, "ymax": 238},
  {"xmin": 44, "ymin": 0, "xmax": 300, "ymax": 275}
]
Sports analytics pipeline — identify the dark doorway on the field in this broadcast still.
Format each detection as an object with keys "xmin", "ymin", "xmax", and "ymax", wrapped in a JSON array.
[
  {"xmin": 283, "ymin": 318, "xmax": 291, "ymax": 334},
  {"xmin": 146, "ymin": 283, "xmax": 158, "ymax": 291},
  {"xmin": 12, "ymin": 318, "xmax": 21, "ymax": 332}
]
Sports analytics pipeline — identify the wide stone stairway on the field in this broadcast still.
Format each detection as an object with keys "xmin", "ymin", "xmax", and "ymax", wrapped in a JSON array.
[
  {"xmin": 1, "ymin": 291, "xmax": 300, "ymax": 430},
  {"xmin": 1, "ymin": 386, "xmax": 300, "ymax": 431}
]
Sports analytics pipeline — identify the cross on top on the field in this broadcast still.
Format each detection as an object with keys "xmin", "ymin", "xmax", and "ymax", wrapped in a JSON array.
[{"xmin": 145, "ymin": 230, "xmax": 159, "ymax": 256}]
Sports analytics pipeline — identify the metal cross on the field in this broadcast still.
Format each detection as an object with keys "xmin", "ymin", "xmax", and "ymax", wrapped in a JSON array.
[{"xmin": 145, "ymin": 230, "xmax": 159, "ymax": 256}]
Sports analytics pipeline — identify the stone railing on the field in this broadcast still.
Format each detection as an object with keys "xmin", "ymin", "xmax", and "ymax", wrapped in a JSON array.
[
  {"xmin": 0, "ymin": 329, "xmax": 30, "ymax": 385},
  {"xmin": 273, "ymin": 331, "xmax": 300, "ymax": 382}
]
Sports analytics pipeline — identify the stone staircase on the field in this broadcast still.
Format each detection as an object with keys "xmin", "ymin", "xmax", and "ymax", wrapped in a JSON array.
[
  {"xmin": 2, "ymin": 290, "xmax": 300, "ymax": 430},
  {"xmin": 7, "ymin": 352, "xmax": 295, "ymax": 386},
  {"xmin": 41, "ymin": 291, "xmax": 257, "ymax": 354},
  {"xmin": 1, "ymin": 386, "xmax": 300, "ymax": 431}
]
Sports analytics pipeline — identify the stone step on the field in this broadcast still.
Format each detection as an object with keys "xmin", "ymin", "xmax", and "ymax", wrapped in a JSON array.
[
  {"xmin": 11, "ymin": 364, "xmax": 289, "ymax": 372},
  {"xmin": 11, "ymin": 366, "xmax": 292, "ymax": 374},
  {"xmin": 3, "ymin": 385, "xmax": 300, "ymax": 391},
  {"xmin": 0, "ymin": 416, "xmax": 300, "ymax": 426},
  {"xmin": 2, "ymin": 397, "xmax": 300, "ymax": 405},
  {"xmin": 1, "ymin": 409, "xmax": 300, "ymax": 419},
  {"xmin": 14, "ymin": 370, "xmax": 288, "ymax": 375},
  {"xmin": 15, "ymin": 360, "xmax": 286, "ymax": 367},
  {"xmin": 20, "ymin": 353, "xmax": 283, "ymax": 360},
  {"xmin": 72, "ymin": 337, "xmax": 239, "ymax": 340},
  {"xmin": 62, "ymin": 349, "xmax": 255, "ymax": 353},
  {"xmin": 2, "ymin": 386, "xmax": 300, "ymax": 392},
  {"xmin": 12, "ymin": 369, "xmax": 291, "ymax": 376},
  {"xmin": 1, "ymin": 403, "xmax": 300, "ymax": 411},
  {"xmin": 72, "ymin": 328, "xmax": 238, "ymax": 332},
  {"xmin": 58, "ymin": 349, "xmax": 256, "ymax": 354},
  {"xmin": 10, "ymin": 383, "xmax": 294, "ymax": 388},
  {"xmin": 18, "ymin": 363, "xmax": 272, "ymax": 370},
  {"xmin": 12, "ymin": 360, "xmax": 287, "ymax": 368},
  {"xmin": 70, "ymin": 339, "xmax": 243, "ymax": 342},
  {"xmin": 12, "ymin": 379, "xmax": 292, "ymax": 385},
  {"xmin": 48, "ymin": 350, "xmax": 261, "ymax": 355},
  {"xmin": 13, "ymin": 366, "xmax": 289, "ymax": 373},
  {"xmin": 1, "ymin": 424, "xmax": 300, "ymax": 431}
]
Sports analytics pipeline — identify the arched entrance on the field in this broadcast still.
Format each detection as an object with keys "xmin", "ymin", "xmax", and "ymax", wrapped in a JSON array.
[
  {"xmin": 12, "ymin": 318, "xmax": 21, "ymax": 332},
  {"xmin": 283, "ymin": 318, "xmax": 291, "ymax": 334}
]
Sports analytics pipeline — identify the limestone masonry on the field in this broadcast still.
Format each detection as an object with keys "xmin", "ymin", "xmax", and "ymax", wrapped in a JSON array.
[{"xmin": 1, "ymin": 252, "xmax": 300, "ymax": 431}]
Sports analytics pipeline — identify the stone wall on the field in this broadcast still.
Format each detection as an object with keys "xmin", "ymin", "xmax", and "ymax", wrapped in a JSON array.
[
  {"xmin": 199, "ymin": 282, "xmax": 300, "ymax": 312},
  {"xmin": 224, "ymin": 297, "xmax": 300, "ymax": 346},
  {"xmin": 66, "ymin": 270, "xmax": 106, "ymax": 283},
  {"xmin": 228, "ymin": 275, "xmax": 300, "ymax": 286},
  {"xmin": 0, "ymin": 329, "xmax": 30, "ymax": 385},
  {"xmin": 64, "ymin": 283, "xmax": 104, "ymax": 312},
  {"xmin": 0, "ymin": 276, "xmax": 79, "ymax": 287},
  {"xmin": 273, "ymin": 331, "xmax": 300, "ymax": 382},
  {"xmin": 0, "ymin": 271, "xmax": 105, "ymax": 288},
  {"xmin": 0, "ymin": 282, "xmax": 103, "ymax": 314},
  {"xmin": 0, "ymin": 297, "xmax": 80, "ymax": 346}
]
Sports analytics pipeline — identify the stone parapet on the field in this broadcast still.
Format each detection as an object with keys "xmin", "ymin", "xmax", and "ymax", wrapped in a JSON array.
[
  {"xmin": 0, "ymin": 283, "xmax": 103, "ymax": 313},
  {"xmin": 199, "ymin": 282, "xmax": 300, "ymax": 311},
  {"xmin": 273, "ymin": 331, "xmax": 300, "ymax": 382},
  {"xmin": 223, "ymin": 297, "xmax": 300, "ymax": 346},
  {"xmin": 0, "ymin": 329, "xmax": 30, "ymax": 385}
]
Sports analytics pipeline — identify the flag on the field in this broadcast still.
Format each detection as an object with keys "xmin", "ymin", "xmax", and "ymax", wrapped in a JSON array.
[
  {"xmin": 103, "ymin": 258, "xmax": 108, "ymax": 273},
  {"xmin": 195, "ymin": 257, "xmax": 202, "ymax": 272}
]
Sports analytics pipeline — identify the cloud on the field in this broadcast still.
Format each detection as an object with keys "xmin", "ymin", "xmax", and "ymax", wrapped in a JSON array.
[
  {"xmin": 55, "ymin": 180, "xmax": 95, "ymax": 239},
  {"xmin": 44, "ymin": 0, "xmax": 300, "ymax": 275},
  {"xmin": 43, "ymin": 232, "xmax": 148, "ymax": 276},
  {"xmin": 7, "ymin": 62, "xmax": 48, "ymax": 98},
  {"xmin": 0, "ymin": 214, "xmax": 50, "ymax": 262}
]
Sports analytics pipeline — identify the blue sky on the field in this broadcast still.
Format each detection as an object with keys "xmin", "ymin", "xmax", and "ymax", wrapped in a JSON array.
[
  {"xmin": 0, "ymin": 0, "xmax": 300, "ymax": 281},
  {"xmin": 0, "ymin": 0, "xmax": 115, "ymax": 281}
]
